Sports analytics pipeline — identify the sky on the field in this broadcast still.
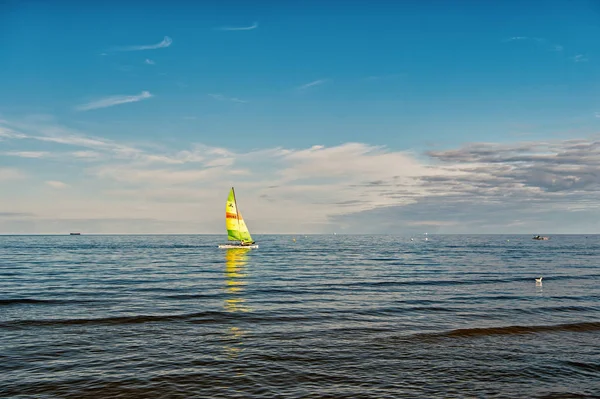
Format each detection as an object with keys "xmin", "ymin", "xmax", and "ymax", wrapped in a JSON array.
[{"xmin": 2, "ymin": 0, "xmax": 600, "ymax": 234}]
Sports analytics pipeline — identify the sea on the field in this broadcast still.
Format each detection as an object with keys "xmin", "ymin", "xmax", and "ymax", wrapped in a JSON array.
[{"xmin": 1, "ymin": 234, "xmax": 599, "ymax": 398}]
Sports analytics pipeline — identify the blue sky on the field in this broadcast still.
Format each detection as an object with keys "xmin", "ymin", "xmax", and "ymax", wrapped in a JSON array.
[{"xmin": 2, "ymin": 0, "xmax": 600, "ymax": 234}]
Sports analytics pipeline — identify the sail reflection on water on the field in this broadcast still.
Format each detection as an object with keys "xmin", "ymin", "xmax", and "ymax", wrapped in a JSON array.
[
  {"xmin": 223, "ymin": 247, "xmax": 251, "ymax": 359},
  {"xmin": 224, "ymin": 248, "xmax": 251, "ymax": 313}
]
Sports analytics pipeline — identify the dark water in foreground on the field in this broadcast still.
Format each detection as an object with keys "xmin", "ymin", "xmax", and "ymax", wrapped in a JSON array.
[{"xmin": 1, "ymin": 234, "xmax": 599, "ymax": 398}]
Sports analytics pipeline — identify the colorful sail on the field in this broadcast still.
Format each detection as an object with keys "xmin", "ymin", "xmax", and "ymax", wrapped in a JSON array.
[{"xmin": 225, "ymin": 187, "xmax": 254, "ymax": 243}]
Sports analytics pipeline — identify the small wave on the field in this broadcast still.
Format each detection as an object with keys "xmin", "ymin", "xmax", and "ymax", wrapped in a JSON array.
[
  {"xmin": 563, "ymin": 360, "xmax": 600, "ymax": 374},
  {"xmin": 164, "ymin": 293, "xmax": 226, "ymax": 300},
  {"xmin": 447, "ymin": 294, "xmax": 527, "ymax": 302},
  {"xmin": 525, "ymin": 306, "xmax": 599, "ymax": 314},
  {"xmin": 0, "ymin": 298, "xmax": 56, "ymax": 305},
  {"xmin": 0, "ymin": 298, "xmax": 98, "ymax": 306},
  {"xmin": 0, "ymin": 309, "xmax": 326, "ymax": 330},
  {"xmin": 0, "ymin": 311, "xmax": 232, "ymax": 329},
  {"xmin": 354, "ymin": 306, "xmax": 458, "ymax": 317},
  {"xmin": 537, "ymin": 393, "xmax": 598, "ymax": 399},
  {"xmin": 539, "ymin": 274, "xmax": 599, "ymax": 281},
  {"xmin": 413, "ymin": 321, "xmax": 600, "ymax": 340},
  {"xmin": 249, "ymin": 287, "xmax": 311, "ymax": 296}
]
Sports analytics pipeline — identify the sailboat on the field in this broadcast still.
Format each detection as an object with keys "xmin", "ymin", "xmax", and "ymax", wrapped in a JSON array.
[{"xmin": 218, "ymin": 187, "xmax": 259, "ymax": 249}]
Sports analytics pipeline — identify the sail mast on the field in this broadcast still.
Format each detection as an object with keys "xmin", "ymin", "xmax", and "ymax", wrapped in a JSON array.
[{"xmin": 232, "ymin": 187, "xmax": 242, "ymax": 243}]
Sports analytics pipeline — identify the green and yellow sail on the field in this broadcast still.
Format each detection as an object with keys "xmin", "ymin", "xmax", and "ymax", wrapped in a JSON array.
[{"xmin": 225, "ymin": 187, "xmax": 254, "ymax": 244}]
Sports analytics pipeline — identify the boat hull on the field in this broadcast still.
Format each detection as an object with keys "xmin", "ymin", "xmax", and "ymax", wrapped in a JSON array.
[{"xmin": 218, "ymin": 244, "xmax": 259, "ymax": 249}]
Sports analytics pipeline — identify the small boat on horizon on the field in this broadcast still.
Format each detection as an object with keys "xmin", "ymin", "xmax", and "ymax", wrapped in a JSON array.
[
  {"xmin": 69, "ymin": 232, "xmax": 81, "ymax": 236},
  {"xmin": 218, "ymin": 187, "xmax": 258, "ymax": 249},
  {"xmin": 532, "ymin": 235, "xmax": 549, "ymax": 240}
]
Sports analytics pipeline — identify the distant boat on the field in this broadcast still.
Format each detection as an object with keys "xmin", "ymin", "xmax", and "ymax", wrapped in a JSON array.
[
  {"xmin": 218, "ymin": 187, "xmax": 258, "ymax": 249},
  {"xmin": 69, "ymin": 233, "xmax": 81, "ymax": 236},
  {"xmin": 532, "ymin": 235, "xmax": 549, "ymax": 240}
]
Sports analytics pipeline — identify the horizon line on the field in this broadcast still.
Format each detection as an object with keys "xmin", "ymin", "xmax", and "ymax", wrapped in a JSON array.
[{"xmin": 0, "ymin": 233, "xmax": 596, "ymax": 236}]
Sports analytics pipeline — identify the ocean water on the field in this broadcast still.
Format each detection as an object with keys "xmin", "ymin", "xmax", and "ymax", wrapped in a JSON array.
[{"xmin": 0, "ymin": 234, "xmax": 599, "ymax": 399}]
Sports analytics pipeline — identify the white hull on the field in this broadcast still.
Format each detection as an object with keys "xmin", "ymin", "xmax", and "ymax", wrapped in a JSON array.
[{"xmin": 218, "ymin": 244, "xmax": 259, "ymax": 249}]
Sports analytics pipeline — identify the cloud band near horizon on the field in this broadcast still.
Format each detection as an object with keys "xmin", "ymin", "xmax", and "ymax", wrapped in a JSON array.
[{"xmin": 2, "ymin": 118, "xmax": 600, "ymax": 234}]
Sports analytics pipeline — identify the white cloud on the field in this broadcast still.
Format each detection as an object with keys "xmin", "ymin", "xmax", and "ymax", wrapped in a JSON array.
[
  {"xmin": 3, "ymin": 151, "xmax": 48, "ymax": 158},
  {"xmin": 75, "ymin": 91, "xmax": 153, "ymax": 111},
  {"xmin": 71, "ymin": 151, "xmax": 104, "ymax": 159},
  {"xmin": 112, "ymin": 36, "xmax": 172, "ymax": 52},
  {"xmin": 0, "ymin": 126, "xmax": 27, "ymax": 139},
  {"xmin": 145, "ymin": 59, "xmax": 155, "ymax": 65},
  {"xmin": 36, "ymin": 134, "xmax": 113, "ymax": 148},
  {"xmin": 208, "ymin": 93, "xmax": 247, "ymax": 103},
  {"xmin": 94, "ymin": 166, "xmax": 235, "ymax": 184},
  {"xmin": 217, "ymin": 22, "xmax": 258, "ymax": 31},
  {"xmin": 46, "ymin": 180, "xmax": 68, "ymax": 189},
  {"xmin": 297, "ymin": 79, "xmax": 329, "ymax": 91},
  {"xmin": 573, "ymin": 54, "xmax": 588, "ymax": 62},
  {"xmin": 0, "ymin": 119, "xmax": 215, "ymax": 166}
]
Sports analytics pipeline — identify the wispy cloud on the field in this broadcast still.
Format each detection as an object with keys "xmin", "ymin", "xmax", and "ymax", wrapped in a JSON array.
[
  {"xmin": 46, "ymin": 180, "xmax": 68, "ymax": 189},
  {"xmin": 573, "ymin": 54, "xmax": 588, "ymax": 62},
  {"xmin": 75, "ymin": 91, "xmax": 153, "ymax": 111},
  {"xmin": 0, "ymin": 119, "xmax": 143, "ymax": 160},
  {"xmin": 111, "ymin": 36, "xmax": 172, "ymax": 52},
  {"xmin": 94, "ymin": 166, "xmax": 229, "ymax": 184},
  {"xmin": 217, "ymin": 22, "xmax": 258, "ymax": 31},
  {"xmin": 208, "ymin": 93, "xmax": 247, "ymax": 103},
  {"xmin": 71, "ymin": 151, "xmax": 104, "ymax": 159},
  {"xmin": 297, "ymin": 79, "xmax": 329, "ymax": 91},
  {"xmin": 504, "ymin": 36, "xmax": 563, "ymax": 52},
  {"xmin": 0, "ymin": 119, "xmax": 217, "ymax": 166},
  {"xmin": 145, "ymin": 59, "xmax": 155, "ymax": 65},
  {"xmin": 0, "ymin": 126, "xmax": 27, "ymax": 139},
  {"xmin": 3, "ymin": 151, "xmax": 48, "ymax": 158}
]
